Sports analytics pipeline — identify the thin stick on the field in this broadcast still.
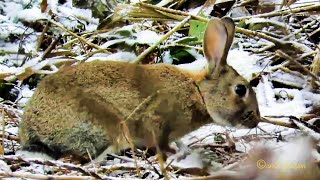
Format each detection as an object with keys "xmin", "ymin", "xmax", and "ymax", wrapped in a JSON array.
[
  {"xmin": 152, "ymin": 131, "xmax": 169, "ymax": 180},
  {"xmin": 49, "ymin": 20, "xmax": 109, "ymax": 54},
  {"xmin": 234, "ymin": 4, "xmax": 320, "ymax": 21},
  {"xmin": 0, "ymin": 156, "xmax": 100, "ymax": 178},
  {"xmin": 0, "ymin": 133, "xmax": 19, "ymax": 141},
  {"xmin": 236, "ymin": 27, "xmax": 287, "ymax": 46},
  {"xmin": 133, "ymin": 16, "xmax": 191, "ymax": 64},
  {"xmin": 261, "ymin": 117, "xmax": 295, "ymax": 128},
  {"xmin": 119, "ymin": 121, "xmax": 142, "ymax": 177},
  {"xmin": 0, "ymin": 171, "xmax": 96, "ymax": 180},
  {"xmin": 139, "ymin": 3, "xmax": 208, "ymax": 22},
  {"xmin": 36, "ymin": 22, "xmax": 50, "ymax": 52},
  {"xmin": 1, "ymin": 109, "xmax": 5, "ymax": 155},
  {"xmin": 86, "ymin": 149, "xmax": 97, "ymax": 173},
  {"xmin": 41, "ymin": 36, "xmax": 61, "ymax": 60},
  {"xmin": 254, "ymin": 20, "xmax": 317, "ymax": 53},
  {"xmin": 276, "ymin": 50, "xmax": 320, "ymax": 84}
]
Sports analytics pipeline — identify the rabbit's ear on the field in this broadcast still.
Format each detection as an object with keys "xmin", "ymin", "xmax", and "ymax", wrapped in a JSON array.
[
  {"xmin": 221, "ymin": 17, "xmax": 235, "ymax": 55},
  {"xmin": 203, "ymin": 17, "xmax": 234, "ymax": 76}
]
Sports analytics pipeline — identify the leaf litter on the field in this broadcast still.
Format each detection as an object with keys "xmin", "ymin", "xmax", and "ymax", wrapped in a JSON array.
[{"xmin": 0, "ymin": 0, "xmax": 320, "ymax": 179}]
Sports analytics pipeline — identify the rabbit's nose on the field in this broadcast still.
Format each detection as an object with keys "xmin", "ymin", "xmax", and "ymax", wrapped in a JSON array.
[
  {"xmin": 248, "ymin": 119, "xmax": 259, "ymax": 128},
  {"xmin": 242, "ymin": 110, "xmax": 260, "ymax": 128}
]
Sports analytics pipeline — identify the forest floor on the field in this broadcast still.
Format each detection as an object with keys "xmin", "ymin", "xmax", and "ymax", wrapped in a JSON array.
[{"xmin": 0, "ymin": 0, "xmax": 320, "ymax": 179}]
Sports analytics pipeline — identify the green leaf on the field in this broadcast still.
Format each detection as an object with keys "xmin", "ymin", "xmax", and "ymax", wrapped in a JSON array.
[
  {"xmin": 188, "ymin": 20, "xmax": 208, "ymax": 43},
  {"xmin": 170, "ymin": 48, "xmax": 197, "ymax": 64},
  {"xmin": 174, "ymin": 36, "xmax": 199, "ymax": 45},
  {"xmin": 112, "ymin": 25, "xmax": 136, "ymax": 37}
]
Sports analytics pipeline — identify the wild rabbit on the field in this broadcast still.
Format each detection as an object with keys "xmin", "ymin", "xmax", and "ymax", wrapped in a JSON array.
[{"xmin": 19, "ymin": 17, "xmax": 260, "ymax": 162}]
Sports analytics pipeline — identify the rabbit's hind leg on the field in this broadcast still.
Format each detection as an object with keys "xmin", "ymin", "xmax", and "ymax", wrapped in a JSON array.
[{"xmin": 17, "ymin": 139, "xmax": 61, "ymax": 161}]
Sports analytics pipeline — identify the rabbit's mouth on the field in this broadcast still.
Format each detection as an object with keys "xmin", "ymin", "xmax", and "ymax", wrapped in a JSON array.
[{"xmin": 241, "ymin": 111, "xmax": 259, "ymax": 128}]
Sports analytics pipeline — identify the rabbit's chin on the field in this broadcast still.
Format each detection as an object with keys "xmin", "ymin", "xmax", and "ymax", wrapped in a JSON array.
[
  {"xmin": 209, "ymin": 113, "xmax": 233, "ymax": 127},
  {"xmin": 209, "ymin": 111, "xmax": 259, "ymax": 129}
]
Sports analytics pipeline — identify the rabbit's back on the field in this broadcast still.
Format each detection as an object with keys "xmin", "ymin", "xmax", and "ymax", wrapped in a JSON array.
[{"xmin": 19, "ymin": 61, "xmax": 210, "ymax": 160}]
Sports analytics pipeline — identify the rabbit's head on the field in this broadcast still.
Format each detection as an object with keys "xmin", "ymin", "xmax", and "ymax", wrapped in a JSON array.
[{"xmin": 199, "ymin": 17, "xmax": 260, "ymax": 128}]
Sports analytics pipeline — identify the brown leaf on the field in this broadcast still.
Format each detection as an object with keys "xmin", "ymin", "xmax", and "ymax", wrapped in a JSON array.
[{"xmin": 41, "ymin": 0, "xmax": 48, "ymax": 13}]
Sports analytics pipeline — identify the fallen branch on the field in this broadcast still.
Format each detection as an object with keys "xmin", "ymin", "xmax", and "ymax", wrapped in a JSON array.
[
  {"xmin": 276, "ymin": 50, "xmax": 320, "ymax": 85},
  {"xmin": 236, "ymin": 27, "xmax": 310, "ymax": 53},
  {"xmin": 41, "ymin": 35, "xmax": 62, "ymax": 60},
  {"xmin": 0, "ymin": 133, "xmax": 19, "ymax": 141},
  {"xmin": 49, "ymin": 20, "xmax": 109, "ymax": 54},
  {"xmin": 133, "ymin": 16, "xmax": 191, "ymax": 64},
  {"xmin": 36, "ymin": 22, "xmax": 50, "ymax": 52},
  {"xmin": 0, "ymin": 171, "xmax": 96, "ymax": 180},
  {"xmin": 254, "ymin": 20, "xmax": 317, "ymax": 53},
  {"xmin": 139, "ymin": 3, "xmax": 208, "ymax": 22},
  {"xmin": 234, "ymin": 4, "xmax": 320, "ymax": 21},
  {"xmin": 291, "ymin": 119, "xmax": 320, "ymax": 140},
  {"xmin": 261, "ymin": 117, "xmax": 296, "ymax": 128},
  {"xmin": 0, "ymin": 156, "xmax": 101, "ymax": 179}
]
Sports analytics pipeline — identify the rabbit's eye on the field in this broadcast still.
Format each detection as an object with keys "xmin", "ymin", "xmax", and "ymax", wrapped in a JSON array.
[{"xmin": 235, "ymin": 84, "xmax": 247, "ymax": 97}]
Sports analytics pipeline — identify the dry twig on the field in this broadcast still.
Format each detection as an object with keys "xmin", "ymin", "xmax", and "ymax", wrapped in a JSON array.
[
  {"xmin": 133, "ymin": 16, "xmax": 191, "ymax": 64},
  {"xmin": 49, "ymin": 20, "xmax": 109, "ymax": 54},
  {"xmin": 276, "ymin": 50, "xmax": 320, "ymax": 85},
  {"xmin": 234, "ymin": 4, "xmax": 320, "ymax": 21},
  {"xmin": 0, "ymin": 171, "xmax": 96, "ymax": 180}
]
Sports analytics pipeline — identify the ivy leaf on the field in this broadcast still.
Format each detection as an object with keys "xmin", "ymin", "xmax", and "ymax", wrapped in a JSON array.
[
  {"xmin": 170, "ymin": 48, "xmax": 197, "ymax": 64},
  {"xmin": 188, "ymin": 20, "xmax": 207, "ymax": 43}
]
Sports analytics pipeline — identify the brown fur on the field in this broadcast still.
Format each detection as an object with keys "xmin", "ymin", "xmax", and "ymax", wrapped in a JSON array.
[
  {"xmin": 19, "ymin": 17, "xmax": 260, "ymax": 161},
  {"xmin": 19, "ymin": 62, "xmax": 211, "ymax": 159}
]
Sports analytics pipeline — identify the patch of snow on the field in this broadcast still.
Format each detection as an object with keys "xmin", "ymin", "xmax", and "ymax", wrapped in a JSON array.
[
  {"xmin": 100, "ymin": 39, "xmax": 128, "ymax": 49},
  {"xmin": 135, "ymin": 30, "xmax": 162, "ymax": 45},
  {"xmin": 175, "ymin": 48, "xmax": 207, "ymax": 71},
  {"xmin": 271, "ymin": 69, "xmax": 307, "ymax": 88},
  {"xmin": 230, "ymin": 6, "xmax": 251, "ymax": 18},
  {"xmin": 0, "ymin": 64, "xmax": 17, "ymax": 74},
  {"xmin": 245, "ymin": 18, "xmax": 287, "ymax": 28},
  {"xmin": 87, "ymin": 52, "xmax": 137, "ymax": 62},
  {"xmin": 0, "ymin": 23, "xmax": 34, "ymax": 39},
  {"xmin": 290, "ymin": 41, "xmax": 313, "ymax": 53},
  {"xmin": 162, "ymin": 51, "xmax": 173, "ymax": 64},
  {"xmin": 15, "ymin": 151, "xmax": 54, "ymax": 161},
  {"xmin": 17, "ymin": 85, "xmax": 34, "ymax": 106},
  {"xmin": 255, "ymin": 75, "xmax": 317, "ymax": 117},
  {"xmin": 167, "ymin": 148, "xmax": 204, "ymax": 169},
  {"xmin": 58, "ymin": 6, "xmax": 96, "ymax": 23},
  {"xmin": 188, "ymin": 6, "xmax": 202, "ymax": 15},
  {"xmin": 86, "ymin": 23, "xmax": 98, "ymax": 32},
  {"xmin": 0, "ymin": 14, "xmax": 9, "ymax": 22},
  {"xmin": 4, "ymin": 126, "xmax": 19, "ymax": 135},
  {"xmin": 14, "ymin": 57, "xmax": 47, "ymax": 76},
  {"xmin": 180, "ymin": 124, "xmax": 226, "ymax": 145},
  {"xmin": 288, "ymin": 0, "xmax": 320, "ymax": 8},
  {"xmin": 176, "ymin": 56, "xmax": 207, "ymax": 71},
  {"xmin": 2, "ymin": 2, "xmax": 24, "ymax": 21},
  {"xmin": 156, "ymin": 0, "xmax": 174, "ymax": 6},
  {"xmin": 16, "ymin": 7, "xmax": 47, "ymax": 22},
  {"xmin": 99, "ymin": 27, "xmax": 162, "ymax": 47},
  {"xmin": 0, "ymin": 160, "xmax": 11, "ymax": 173},
  {"xmin": 227, "ymin": 49, "xmax": 263, "ymax": 80},
  {"xmin": 115, "ymin": 24, "xmax": 136, "ymax": 33}
]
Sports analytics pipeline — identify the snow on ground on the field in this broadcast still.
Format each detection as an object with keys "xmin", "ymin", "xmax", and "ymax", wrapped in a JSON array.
[{"xmin": 0, "ymin": 0, "xmax": 319, "ymax": 179}]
